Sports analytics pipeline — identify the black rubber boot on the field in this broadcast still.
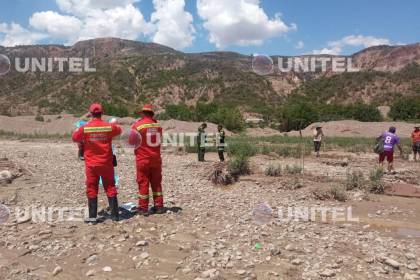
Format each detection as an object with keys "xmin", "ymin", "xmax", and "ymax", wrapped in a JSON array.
[
  {"xmin": 85, "ymin": 198, "xmax": 98, "ymax": 224},
  {"xmin": 137, "ymin": 208, "xmax": 149, "ymax": 217},
  {"xmin": 108, "ymin": 196, "xmax": 120, "ymax": 222},
  {"xmin": 151, "ymin": 206, "xmax": 166, "ymax": 215}
]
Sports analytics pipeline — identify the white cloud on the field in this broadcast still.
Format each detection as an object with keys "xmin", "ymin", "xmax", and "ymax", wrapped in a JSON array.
[
  {"xmin": 313, "ymin": 35, "xmax": 391, "ymax": 55},
  {"xmin": 55, "ymin": 0, "xmax": 139, "ymax": 16},
  {"xmin": 295, "ymin": 41, "xmax": 304, "ymax": 49},
  {"xmin": 29, "ymin": 11, "xmax": 82, "ymax": 44},
  {"xmin": 77, "ymin": 4, "xmax": 153, "ymax": 42},
  {"xmin": 0, "ymin": 22, "xmax": 47, "ymax": 47},
  {"xmin": 1, "ymin": 0, "xmax": 193, "ymax": 49},
  {"xmin": 197, "ymin": 0, "xmax": 296, "ymax": 48},
  {"xmin": 151, "ymin": 0, "xmax": 195, "ymax": 49}
]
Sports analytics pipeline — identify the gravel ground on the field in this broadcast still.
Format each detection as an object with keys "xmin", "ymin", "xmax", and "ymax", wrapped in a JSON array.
[{"xmin": 0, "ymin": 140, "xmax": 420, "ymax": 279}]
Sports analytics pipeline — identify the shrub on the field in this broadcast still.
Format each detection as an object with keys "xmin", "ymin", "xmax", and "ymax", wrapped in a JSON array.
[
  {"xmin": 312, "ymin": 185, "xmax": 347, "ymax": 202},
  {"xmin": 312, "ymin": 187, "xmax": 332, "ymax": 201},
  {"xmin": 285, "ymin": 164, "xmax": 303, "ymax": 174},
  {"xmin": 228, "ymin": 156, "xmax": 250, "ymax": 179},
  {"xmin": 163, "ymin": 103, "xmax": 245, "ymax": 132},
  {"xmin": 389, "ymin": 97, "xmax": 420, "ymax": 121},
  {"xmin": 165, "ymin": 104, "xmax": 193, "ymax": 121},
  {"xmin": 279, "ymin": 101, "xmax": 319, "ymax": 131},
  {"xmin": 35, "ymin": 114, "xmax": 44, "ymax": 122},
  {"xmin": 368, "ymin": 167, "xmax": 386, "ymax": 194},
  {"xmin": 227, "ymin": 141, "xmax": 257, "ymax": 158},
  {"xmin": 350, "ymin": 103, "xmax": 382, "ymax": 122},
  {"xmin": 345, "ymin": 170, "xmax": 365, "ymax": 190},
  {"xmin": 103, "ymin": 102, "xmax": 129, "ymax": 117},
  {"xmin": 330, "ymin": 185, "xmax": 348, "ymax": 202},
  {"xmin": 265, "ymin": 164, "xmax": 282, "ymax": 177}
]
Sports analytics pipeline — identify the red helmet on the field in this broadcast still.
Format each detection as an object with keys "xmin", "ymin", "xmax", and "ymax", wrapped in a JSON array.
[
  {"xmin": 89, "ymin": 103, "xmax": 103, "ymax": 114},
  {"xmin": 141, "ymin": 104, "xmax": 154, "ymax": 113}
]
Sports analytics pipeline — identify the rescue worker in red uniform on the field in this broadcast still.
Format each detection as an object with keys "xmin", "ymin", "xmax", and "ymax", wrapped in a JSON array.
[
  {"xmin": 72, "ymin": 103, "xmax": 122, "ymax": 223},
  {"xmin": 130, "ymin": 104, "xmax": 164, "ymax": 216}
]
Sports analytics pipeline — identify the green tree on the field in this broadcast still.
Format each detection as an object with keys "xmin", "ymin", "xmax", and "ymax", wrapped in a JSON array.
[
  {"xmin": 280, "ymin": 101, "xmax": 319, "ymax": 131},
  {"xmin": 389, "ymin": 97, "xmax": 420, "ymax": 121}
]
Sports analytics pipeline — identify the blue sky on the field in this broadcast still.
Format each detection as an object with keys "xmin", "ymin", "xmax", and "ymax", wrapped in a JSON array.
[{"xmin": 0, "ymin": 0, "xmax": 418, "ymax": 55}]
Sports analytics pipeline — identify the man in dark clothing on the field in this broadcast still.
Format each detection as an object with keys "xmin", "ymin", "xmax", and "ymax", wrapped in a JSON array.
[
  {"xmin": 197, "ymin": 123, "xmax": 207, "ymax": 162},
  {"xmin": 217, "ymin": 125, "xmax": 226, "ymax": 162}
]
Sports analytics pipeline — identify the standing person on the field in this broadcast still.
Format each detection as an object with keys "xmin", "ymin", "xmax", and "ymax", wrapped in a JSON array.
[
  {"xmin": 313, "ymin": 126, "xmax": 324, "ymax": 157},
  {"xmin": 130, "ymin": 104, "xmax": 164, "ymax": 216},
  {"xmin": 197, "ymin": 123, "xmax": 207, "ymax": 162},
  {"xmin": 72, "ymin": 103, "xmax": 122, "ymax": 223},
  {"xmin": 217, "ymin": 124, "xmax": 226, "ymax": 162},
  {"xmin": 411, "ymin": 126, "xmax": 420, "ymax": 161},
  {"xmin": 377, "ymin": 126, "xmax": 403, "ymax": 173}
]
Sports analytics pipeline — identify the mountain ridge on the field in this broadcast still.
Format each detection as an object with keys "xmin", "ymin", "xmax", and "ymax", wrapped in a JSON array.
[{"xmin": 0, "ymin": 38, "xmax": 419, "ymax": 116}]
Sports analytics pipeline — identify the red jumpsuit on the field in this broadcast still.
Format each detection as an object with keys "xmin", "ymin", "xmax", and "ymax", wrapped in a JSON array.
[
  {"xmin": 130, "ymin": 116, "xmax": 163, "ymax": 211},
  {"xmin": 72, "ymin": 118, "xmax": 122, "ymax": 199}
]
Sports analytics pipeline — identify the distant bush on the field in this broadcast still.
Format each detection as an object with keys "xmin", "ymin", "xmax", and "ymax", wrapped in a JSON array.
[
  {"xmin": 330, "ymin": 185, "xmax": 348, "ymax": 202},
  {"xmin": 103, "ymin": 102, "xmax": 129, "ymax": 117},
  {"xmin": 312, "ymin": 185, "xmax": 347, "ymax": 202},
  {"xmin": 278, "ymin": 95, "xmax": 382, "ymax": 131},
  {"xmin": 265, "ymin": 164, "xmax": 282, "ymax": 177},
  {"xmin": 279, "ymin": 100, "xmax": 319, "ymax": 131},
  {"xmin": 228, "ymin": 156, "xmax": 250, "ymax": 179},
  {"xmin": 35, "ymin": 114, "xmax": 44, "ymax": 122},
  {"xmin": 389, "ymin": 97, "xmax": 420, "ymax": 121},
  {"xmin": 368, "ymin": 167, "xmax": 386, "ymax": 194},
  {"xmin": 227, "ymin": 141, "xmax": 257, "ymax": 158},
  {"xmin": 165, "ymin": 104, "xmax": 193, "ymax": 121},
  {"xmin": 163, "ymin": 103, "xmax": 244, "ymax": 132},
  {"xmin": 345, "ymin": 170, "xmax": 365, "ymax": 191},
  {"xmin": 285, "ymin": 164, "xmax": 303, "ymax": 174}
]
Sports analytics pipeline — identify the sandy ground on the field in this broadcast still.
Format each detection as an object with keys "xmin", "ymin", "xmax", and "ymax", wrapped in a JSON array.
[
  {"xmin": 288, "ymin": 120, "xmax": 419, "ymax": 138},
  {"xmin": 0, "ymin": 115, "xmax": 231, "ymax": 136},
  {"xmin": 1, "ymin": 115, "xmax": 418, "ymax": 138},
  {"xmin": 0, "ymin": 140, "xmax": 420, "ymax": 279}
]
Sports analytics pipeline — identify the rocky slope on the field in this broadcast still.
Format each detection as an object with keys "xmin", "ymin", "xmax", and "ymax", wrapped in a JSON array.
[{"xmin": 0, "ymin": 38, "xmax": 419, "ymax": 116}]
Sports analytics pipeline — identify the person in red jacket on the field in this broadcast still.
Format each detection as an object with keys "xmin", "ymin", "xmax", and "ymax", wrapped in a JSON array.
[
  {"xmin": 72, "ymin": 103, "xmax": 122, "ymax": 223},
  {"xmin": 130, "ymin": 104, "xmax": 164, "ymax": 216},
  {"xmin": 412, "ymin": 126, "xmax": 420, "ymax": 161}
]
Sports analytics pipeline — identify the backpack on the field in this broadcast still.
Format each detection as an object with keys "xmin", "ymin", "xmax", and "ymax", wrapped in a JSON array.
[{"xmin": 374, "ymin": 138, "xmax": 385, "ymax": 154}]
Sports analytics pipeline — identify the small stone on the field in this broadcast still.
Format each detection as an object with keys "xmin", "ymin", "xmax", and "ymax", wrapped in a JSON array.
[
  {"xmin": 52, "ymin": 266, "xmax": 63, "ymax": 276},
  {"xmin": 86, "ymin": 254, "xmax": 98, "ymax": 264},
  {"xmin": 102, "ymin": 266, "xmax": 112, "ymax": 272},
  {"xmin": 285, "ymin": 244, "xmax": 295, "ymax": 251},
  {"xmin": 17, "ymin": 216, "xmax": 31, "ymax": 224},
  {"xmin": 291, "ymin": 259, "xmax": 303, "ymax": 265},
  {"xmin": 270, "ymin": 248, "xmax": 281, "ymax": 256},
  {"xmin": 86, "ymin": 270, "xmax": 95, "ymax": 277},
  {"xmin": 140, "ymin": 252, "xmax": 149, "ymax": 259},
  {"xmin": 201, "ymin": 268, "xmax": 218, "ymax": 278},
  {"xmin": 365, "ymin": 257, "xmax": 375, "ymax": 264},
  {"xmin": 406, "ymin": 253, "xmax": 416, "ymax": 260},
  {"xmin": 136, "ymin": 240, "xmax": 148, "ymax": 247},
  {"xmin": 382, "ymin": 257, "xmax": 400, "ymax": 270},
  {"xmin": 0, "ymin": 170, "xmax": 13, "ymax": 182},
  {"xmin": 182, "ymin": 268, "xmax": 192, "ymax": 274},
  {"xmin": 404, "ymin": 273, "xmax": 419, "ymax": 280},
  {"xmin": 236, "ymin": 270, "xmax": 247, "ymax": 275},
  {"xmin": 407, "ymin": 263, "xmax": 418, "ymax": 271},
  {"xmin": 319, "ymin": 269, "xmax": 335, "ymax": 277}
]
